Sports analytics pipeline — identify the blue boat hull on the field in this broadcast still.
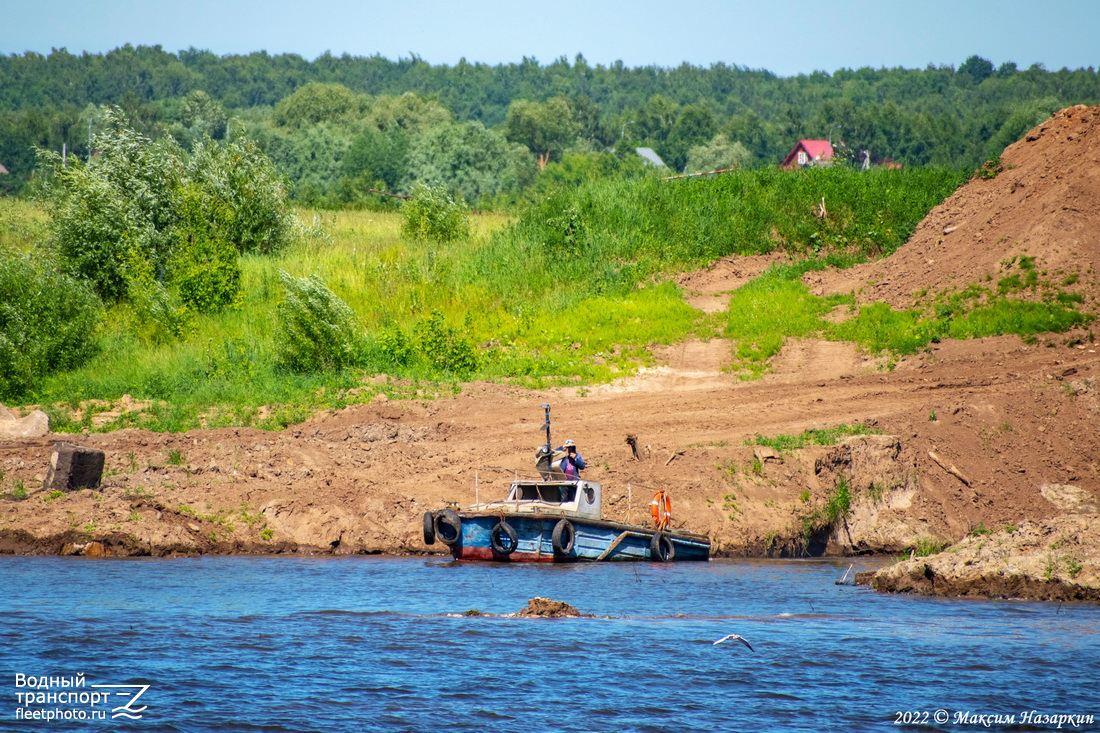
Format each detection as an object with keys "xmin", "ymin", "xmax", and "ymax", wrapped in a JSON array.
[{"xmin": 448, "ymin": 513, "xmax": 710, "ymax": 562}]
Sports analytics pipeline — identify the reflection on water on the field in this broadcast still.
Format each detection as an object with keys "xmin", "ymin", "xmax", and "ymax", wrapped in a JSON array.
[{"xmin": 1, "ymin": 556, "xmax": 1097, "ymax": 732}]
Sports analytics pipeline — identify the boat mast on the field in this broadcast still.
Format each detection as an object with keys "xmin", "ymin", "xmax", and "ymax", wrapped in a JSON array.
[{"xmin": 541, "ymin": 403, "xmax": 552, "ymax": 460}]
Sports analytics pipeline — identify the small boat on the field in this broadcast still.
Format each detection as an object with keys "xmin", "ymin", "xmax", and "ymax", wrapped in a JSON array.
[{"xmin": 422, "ymin": 405, "xmax": 710, "ymax": 562}]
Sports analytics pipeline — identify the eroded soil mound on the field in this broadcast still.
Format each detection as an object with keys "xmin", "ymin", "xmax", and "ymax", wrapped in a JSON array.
[
  {"xmin": 807, "ymin": 105, "xmax": 1100, "ymax": 308},
  {"xmin": 514, "ymin": 597, "xmax": 592, "ymax": 618},
  {"xmin": 869, "ymin": 515, "xmax": 1100, "ymax": 603}
]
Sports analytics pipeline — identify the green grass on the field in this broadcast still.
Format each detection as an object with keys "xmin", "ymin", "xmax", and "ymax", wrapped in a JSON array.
[
  {"xmin": 722, "ymin": 261, "xmax": 1091, "ymax": 378},
  {"xmin": 750, "ymin": 423, "xmax": 882, "ymax": 452},
  {"xmin": 911, "ymin": 536, "xmax": 948, "ymax": 557},
  {"xmin": 726, "ymin": 270, "xmax": 849, "ymax": 375}
]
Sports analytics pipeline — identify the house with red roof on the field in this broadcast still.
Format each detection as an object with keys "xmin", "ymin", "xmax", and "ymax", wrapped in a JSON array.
[{"xmin": 781, "ymin": 140, "xmax": 834, "ymax": 169}]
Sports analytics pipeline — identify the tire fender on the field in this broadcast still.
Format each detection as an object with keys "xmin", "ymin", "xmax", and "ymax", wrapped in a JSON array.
[
  {"xmin": 552, "ymin": 519, "xmax": 575, "ymax": 555},
  {"xmin": 434, "ymin": 508, "xmax": 462, "ymax": 547},
  {"xmin": 422, "ymin": 511, "xmax": 436, "ymax": 545},
  {"xmin": 650, "ymin": 532, "xmax": 675, "ymax": 562},
  {"xmin": 490, "ymin": 520, "xmax": 518, "ymax": 556}
]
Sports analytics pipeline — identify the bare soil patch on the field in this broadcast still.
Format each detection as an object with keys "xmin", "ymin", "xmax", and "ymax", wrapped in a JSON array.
[{"xmin": 807, "ymin": 104, "xmax": 1100, "ymax": 309}]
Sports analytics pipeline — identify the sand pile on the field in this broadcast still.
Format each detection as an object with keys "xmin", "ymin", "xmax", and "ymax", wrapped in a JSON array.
[{"xmin": 808, "ymin": 105, "xmax": 1100, "ymax": 308}]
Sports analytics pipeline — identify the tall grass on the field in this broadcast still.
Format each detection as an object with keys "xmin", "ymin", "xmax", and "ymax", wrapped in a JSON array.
[{"xmin": 9, "ymin": 166, "xmax": 979, "ymax": 429}]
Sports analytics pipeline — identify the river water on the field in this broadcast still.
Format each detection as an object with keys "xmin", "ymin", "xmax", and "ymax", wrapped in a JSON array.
[{"xmin": 1, "ymin": 555, "xmax": 1097, "ymax": 732}]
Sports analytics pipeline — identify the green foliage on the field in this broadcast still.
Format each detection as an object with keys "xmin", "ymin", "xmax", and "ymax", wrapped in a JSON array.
[
  {"xmin": 726, "ymin": 273, "xmax": 845, "ymax": 373},
  {"xmin": 824, "ymin": 475, "xmax": 852, "ymax": 526},
  {"xmin": 2, "ymin": 46, "xmax": 1099, "ymax": 201},
  {"xmin": 401, "ymin": 183, "xmax": 470, "ymax": 242},
  {"xmin": 39, "ymin": 109, "xmax": 182, "ymax": 301},
  {"xmin": 273, "ymin": 83, "xmax": 367, "ymax": 128},
  {"xmin": 685, "ymin": 134, "xmax": 752, "ymax": 172},
  {"xmin": 413, "ymin": 311, "xmax": 479, "ymax": 374},
  {"xmin": 405, "ymin": 121, "xmax": 534, "ymax": 205},
  {"xmin": 169, "ymin": 183, "xmax": 241, "ymax": 312},
  {"xmin": 973, "ymin": 155, "xmax": 1005, "ymax": 180},
  {"xmin": 0, "ymin": 249, "xmax": 101, "ymax": 401},
  {"xmin": 186, "ymin": 136, "xmax": 293, "ymax": 255},
  {"xmin": 38, "ymin": 109, "xmax": 291, "ymax": 311},
  {"xmin": 274, "ymin": 271, "xmax": 363, "ymax": 373},
  {"xmin": 911, "ymin": 536, "xmax": 948, "ymax": 557},
  {"xmin": 343, "ymin": 127, "xmax": 410, "ymax": 194},
  {"xmin": 377, "ymin": 327, "xmax": 414, "ymax": 367},
  {"xmin": 827, "ymin": 303, "xmax": 941, "ymax": 354},
  {"xmin": 946, "ymin": 300, "xmax": 1090, "ymax": 339},
  {"xmin": 514, "ymin": 167, "xmax": 965, "ymax": 278},
  {"xmin": 751, "ymin": 424, "xmax": 881, "ymax": 452},
  {"xmin": 174, "ymin": 90, "xmax": 228, "ymax": 144},
  {"xmin": 502, "ymin": 96, "xmax": 582, "ymax": 163},
  {"xmin": 365, "ymin": 92, "xmax": 453, "ymax": 134}
]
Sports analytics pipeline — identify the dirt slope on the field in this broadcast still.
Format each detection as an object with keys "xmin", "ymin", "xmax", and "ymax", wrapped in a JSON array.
[{"xmin": 807, "ymin": 104, "xmax": 1100, "ymax": 309}]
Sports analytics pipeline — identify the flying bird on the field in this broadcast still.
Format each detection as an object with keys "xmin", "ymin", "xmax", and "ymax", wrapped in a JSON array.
[{"xmin": 713, "ymin": 634, "xmax": 755, "ymax": 652}]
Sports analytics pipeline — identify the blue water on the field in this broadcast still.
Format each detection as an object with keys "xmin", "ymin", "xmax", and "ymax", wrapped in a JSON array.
[{"xmin": 1, "ymin": 556, "xmax": 1098, "ymax": 732}]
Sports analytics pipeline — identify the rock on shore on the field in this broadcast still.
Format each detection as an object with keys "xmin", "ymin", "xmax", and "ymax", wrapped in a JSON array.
[{"xmin": 869, "ymin": 515, "xmax": 1100, "ymax": 603}]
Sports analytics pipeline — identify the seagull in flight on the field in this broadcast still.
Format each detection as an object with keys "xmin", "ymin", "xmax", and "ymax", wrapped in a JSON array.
[{"xmin": 713, "ymin": 634, "xmax": 755, "ymax": 651}]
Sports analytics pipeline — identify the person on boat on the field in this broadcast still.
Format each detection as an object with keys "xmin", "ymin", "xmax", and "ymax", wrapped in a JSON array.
[{"xmin": 555, "ymin": 439, "xmax": 586, "ymax": 481}]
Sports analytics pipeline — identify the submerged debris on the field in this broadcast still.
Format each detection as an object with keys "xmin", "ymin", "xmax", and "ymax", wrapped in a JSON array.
[{"xmin": 514, "ymin": 597, "xmax": 593, "ymax": 618}]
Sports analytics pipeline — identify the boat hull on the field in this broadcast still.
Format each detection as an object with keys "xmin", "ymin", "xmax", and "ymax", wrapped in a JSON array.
[{"xmin": 446, "ymin": 512, "xmax": 710, "ymax": 562}]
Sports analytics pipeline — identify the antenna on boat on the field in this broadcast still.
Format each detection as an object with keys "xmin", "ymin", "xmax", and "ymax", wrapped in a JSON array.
[{"xmin": 541, "ymin": 403, "xmax": 552, "ymax": 459}]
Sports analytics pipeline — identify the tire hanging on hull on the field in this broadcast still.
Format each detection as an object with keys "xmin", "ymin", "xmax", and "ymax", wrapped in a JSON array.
[
  {"xmin": 650, "ymin": 532, "xmax": 675, "ymax": 562},
  {"xmin": 434, "ymin": 508, "xmax": 462, "ymax": 546},
  {"xmin": 423, "ymin": 511, "xmax": 436, "ymax": 545},
  {"xmin": 490, "ymin": 520, "xmax": 518, "ymax": 556},
  {"xmin": 552, "ymin": 519, "xmax": 575, "ymax": 555}
]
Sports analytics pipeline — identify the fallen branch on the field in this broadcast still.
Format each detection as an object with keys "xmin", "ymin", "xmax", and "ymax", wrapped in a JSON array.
[
  {"xmin": 368, "ymin": 188, "xmax": 411, "ymax": 200},
  {"xmin": 928, "ymin": 450, "xmax": 971, "ymax": 486},
  {"xmin": 664, "ymin": 451, "xmax": 684, "ymax": 467}
]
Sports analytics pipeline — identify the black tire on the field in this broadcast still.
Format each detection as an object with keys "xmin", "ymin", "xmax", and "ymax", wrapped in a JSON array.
[
  {"xmin": 422, "ymin": 511, "xmax": 436, "ymax": 545},
  {"xmin": 552, "ymin": 519, "xmax": 575, "ymax": 555},
  {"xmin": 490, "ymin": 520, "xmax": 518, "ymax": 556},
  {"xmin": 434, "ymin": 508, "xmax": 462, "ymax": 546},
  {"xmin": 650, "ymin": 532, "xmax": 675, "ymax": 562}
]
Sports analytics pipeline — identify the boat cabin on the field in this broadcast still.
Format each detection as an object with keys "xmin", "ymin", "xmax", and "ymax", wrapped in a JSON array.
[{"xmin": 472, "ymin": 479, "xmax": 603, "ymax": 520}]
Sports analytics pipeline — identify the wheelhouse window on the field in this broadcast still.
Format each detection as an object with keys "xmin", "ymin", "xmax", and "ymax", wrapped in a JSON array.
[{"xmin": 513, "ymin": 483, "xmax": 576, "ymax": 503}]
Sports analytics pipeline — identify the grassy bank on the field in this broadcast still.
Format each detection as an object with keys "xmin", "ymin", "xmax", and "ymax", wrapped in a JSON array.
[
  {"xmin": 724, "ymin": 261, "xmax": 1092, "ymax": 378},
  {"xmin": 6, "ymin": 164, "xmax": 1045, "ymax": 431}
]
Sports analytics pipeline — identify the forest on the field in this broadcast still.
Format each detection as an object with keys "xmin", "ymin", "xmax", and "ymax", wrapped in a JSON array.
[{"xmin": 1, "ymin": 46, "xmax": 1099, "ymax": 204}]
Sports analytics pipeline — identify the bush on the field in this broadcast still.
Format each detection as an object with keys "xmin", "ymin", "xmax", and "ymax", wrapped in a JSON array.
[
  {"xmin": 274, "ymin": 272, "xmax": 362, "ymax": 373},
  {"xmin": 185, "ymin": 136, "xmax": 294, "ymax": 255},
  {"xmin": 401, "ymin": 182, "xmax": 470, "ymax": 242},
  {"xmin": 0, "ymin": 250, "xmax": 101, "ymax": 401},
  {"xmin": 39, "ymin": 111, "xmax": 181, "ymax": 301},
  {"xmin": 414, "ymin": 311, "xmax": 478, "ymax": 374},
  {"xmin": 38, "ymin": 108, "xmax": 292, "ymax": 306},
  {"xmin": 169, "ymin": 183, "xmax": 241, "ymax": 312}
]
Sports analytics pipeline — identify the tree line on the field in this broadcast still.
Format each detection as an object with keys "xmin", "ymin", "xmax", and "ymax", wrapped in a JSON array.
[{"xmin": 1, "ymin": 46, "xmax": 1098, "ymax": 202}]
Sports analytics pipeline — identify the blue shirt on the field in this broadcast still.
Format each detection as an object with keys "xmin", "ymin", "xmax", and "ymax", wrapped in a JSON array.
[{"xmin": 555, "ymin": 447, "xmax": 586, "ymax": 479}]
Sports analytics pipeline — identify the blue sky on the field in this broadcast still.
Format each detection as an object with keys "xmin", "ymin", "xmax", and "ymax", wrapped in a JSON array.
[{"xmin": 3, "ymin": 0, "xmax": 1096, "ymax": 77}]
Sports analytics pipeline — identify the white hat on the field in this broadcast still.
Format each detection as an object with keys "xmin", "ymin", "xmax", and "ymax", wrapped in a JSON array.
[{"xmin": 563, "ymin": 439, "xmax": 576, "ymax": 447}]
